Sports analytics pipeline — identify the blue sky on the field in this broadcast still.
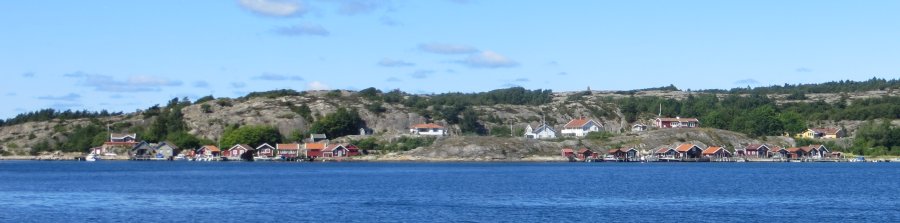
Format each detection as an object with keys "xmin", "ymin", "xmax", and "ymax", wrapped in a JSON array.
[{"xmin": 2, "ymin": 0, "xmax": 899, "ymax": 119}]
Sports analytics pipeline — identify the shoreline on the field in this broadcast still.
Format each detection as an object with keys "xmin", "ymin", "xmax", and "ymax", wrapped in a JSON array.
[{"xmin": 2, "ymin": 155, "xmax": 897, "ymax": 163}]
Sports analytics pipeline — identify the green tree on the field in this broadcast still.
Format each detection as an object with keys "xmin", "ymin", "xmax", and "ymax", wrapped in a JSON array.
[
  {"xmin": 778, "ymin": 111, "xmax": 806, "ymax": 136},
  {"xmin": 308, "ymin": 107, "xmax": 364, "ymax": 138},
  {"xmin": 221, "ymin": 125, "xmax": 283, "ymax": 147},
  {"xmin": 459, "ymin": 109, "xmax": 485, "ymax": 135}
]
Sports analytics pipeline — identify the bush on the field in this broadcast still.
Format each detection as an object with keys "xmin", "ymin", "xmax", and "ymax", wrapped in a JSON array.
[
  {"xmin": 200, "ymin": 104, "xmax": 213, "ymax": 113},
  {"xmin": 221, "ymin": 125, "xmax": 283, "ymax": 147},
  {"xmin": 490, "ymin": 126, "xmax": 512, "ymax": 137},
  {"xmin": 365, "ymin": 102, "xmax": 387, "ymax": 114},
  {"xmin": 585, "ymin": 131, "xmax": 614, "ymax": 141}
]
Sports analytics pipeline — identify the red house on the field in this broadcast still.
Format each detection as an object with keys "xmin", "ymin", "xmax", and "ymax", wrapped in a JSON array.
[
  {"xmin": 741, "ymin": 144, "xmax": 770, "ymax": 158},
  {"xmin": 702, "ymin": 146, "xmax": 732, "ymax": 159},
  {"xmin": 323, "ymin": 144, "xmax": 348, "ymax": 157},
  {"xmin": 576, "ymin": 148, "xmax": 597, "ymax": 160},
  {"xmin": 225, "ymin": 144, "xmax": 252, "ymax": 159},
  {"xmin": 345, "ymin": 144, "xmax": 361, "ymax": 156},
  {"xmin": 655, "ymin": 117, "xmax": 700, "ymax": 128},
  {"xmin": 561, "ymin": 148, "xmax": 575, "ymax": 157},
  {"xmin": 276, "ymin": 143, "xmax": 300, "ymax": 158},
  {"xmin": 255, "ymin": 143, "xmax": 276, "ymax": 158},
  {"xmin": 304, "ymin": 143, "xmax": 325, "ymax": 158},
  {"xmin": 675, "ymin": 143, "xmax": 703, "ymax": 159}
]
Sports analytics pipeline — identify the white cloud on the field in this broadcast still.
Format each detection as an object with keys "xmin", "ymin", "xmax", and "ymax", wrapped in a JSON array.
[
  {"xmin": 418, "ymin": 43, "xmax": 478, "ymax": 54},
  {"xmin": 193, "ymin": 81, "xmax": 210, "ymax": 88},
  {"xmin": 378, "ymin": 58, "xmax": 415, "ymax": 67},
  {"xmin": 273, "ymin": 23, "xmax": 330, "ymax": 36},
  {"xmin": 37, "ymin": 93, "xmax": 81, "ymax": 101},
  {"xmin": 335, "ymin": 0, "xmax": 388, "ymax": 15},
  {"xmin": 238, "ymin": 0, "xmax": 306, "ymax": 17},
  {"xmin": 253, "ymin": 73, "xmax": 304, "ymax": 81},
  {"xmin": 306, "ymin": 81, "xmax": 330, "ymax": 90},
  {"xmin": 734, "ymin": 79, "xmax": 761, "ymax": 85},
  {"xmin": 409, "ymin": 70, "xmax": 435, "ymax": 79},
  {"xmin": 459, "ymin": 50, "xmax": 518, "ymax": 68},
  {"xmin": 64, "ymin": 72, "xmax": 183, "ymax": 92}
]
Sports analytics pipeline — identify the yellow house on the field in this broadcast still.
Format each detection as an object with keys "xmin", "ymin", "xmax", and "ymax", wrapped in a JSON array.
[{"xmin": 795, "ymin": 128, "xmax": 846, "ymax": 139}]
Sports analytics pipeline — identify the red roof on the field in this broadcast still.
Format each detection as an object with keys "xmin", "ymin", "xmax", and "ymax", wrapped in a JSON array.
[
  {"xmin": 675, "ymin": 144, "xmax": 696, "ymax": 152},
  {"xmin": 656, "ymin": 147, "xmax": 674, "ymax": 153},
  {"xmin": 277, "ymin": 143, "xmax": 301, "ymax": 150},
  {"xmin": 411, "ymin": 123, "xmax": 444, "ymax": 129},
  {"xmin": 702, "ymin": 146, "xmax": 724, "ymax": 155},
  {"xmin": 786, "ymin": 147, "xmax": 803, "ymax": 153},
  {"xmin": 564, "ymin": 118, "xmax": 594, "ymax": 128},
  {"xmin": 304, "ymin": 143, "xmax": 325, "ymax": 150},
  {"xmin": 201, "ymin": 145, "xmax": 220, "ymax": 152},
  {"xmin": 323, "ymin": 144, "xmax": 344, "ymax": 152},
  {"xmin": 577, "ymin": 148, "xmax": 592, "ymax": 154},
  {"xmin": 561, "ymin": 148, "xmax": 574, "ymax": 153}
]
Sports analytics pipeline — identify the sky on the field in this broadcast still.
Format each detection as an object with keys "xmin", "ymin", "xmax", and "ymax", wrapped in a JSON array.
[{"xmin": 2, "ymin": 0, "xmax": 899, "ymax": 119}]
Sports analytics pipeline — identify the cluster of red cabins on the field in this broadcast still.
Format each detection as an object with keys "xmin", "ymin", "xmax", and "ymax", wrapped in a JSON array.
[
  {"xmin": 184, "ymin": 142, "xmax": 362, "ymax": 161},
  {"xmin": 561, "ymin": 143, "xmax": 841, "ymax": 162}
]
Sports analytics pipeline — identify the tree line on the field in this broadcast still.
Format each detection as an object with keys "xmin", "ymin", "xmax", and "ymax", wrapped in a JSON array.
[{"xmin": 0, "ymin": 109, "xmax": 122, "ymax": 127}]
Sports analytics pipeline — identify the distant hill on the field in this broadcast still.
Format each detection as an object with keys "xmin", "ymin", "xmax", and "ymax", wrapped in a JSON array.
[{"xmin": 1, "ymin": 79, "xmax": 899, "ymax": 158}]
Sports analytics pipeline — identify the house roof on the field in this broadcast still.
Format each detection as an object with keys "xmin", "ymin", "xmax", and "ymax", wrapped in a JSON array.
[
  {"xmin": 201, "ymin": 145, "xmax": 220, "ymax": 152},
  {"xmin": 675, "ymin": 144, "xmax": 697, "ymax": 152},
  {"xmin": 657, "ymin": 117, "xmax": 700, "ymax": 122},
  {"xmin": 656, "ymin": 147, "xmax": 674, "ymax": 153},
  {"xmin": 110, "ymin": 133, "xmax": 136, "ymax": 139},
  {"xmin": 561, "ymin": 148, "xmax": 574, "ymax": 153},
  {"xmin": 158, "ymin": 141, "xmax": 179, "ymax": 150},
  {"xmin": 702, "ymin": 146, "xmax": 725, "ymax": 155},
  {"xmin": 577, "ymin": 148, "xmax": 592, "ymax": 153},
  {"xmin": 564, "ymin": 118, "xmax": 596, "ymax": 128},
  {"xmin": 532, "ymin": 124, "xmax": 556, "ymax": 134},
  {"xmin": 255, "ymin": 143, "xmax": 275, "ymax": 150},
  {"xmin": 276, "ymin": 143, "xmax": 301, "ymax": 150},
  {"xmin": 229, "ymin": 144, "xmax": 252, "ymax": 151},
  {"xmin": 103, "ymin": 141, "xmax": 139, "ymax": 146},
  {"xmin": 744, "ymin": 144, "xmax": 768, "ymax": 151},
  {"xmin": 305, "ymin": 143, "xmax": 325, "ymax": 150},
  {"xmin": 411, "ymin": 123, "xmax": 444, "ymax": 129},
  {"xmin": 810, "ymin": 128, "xmax": 841, "ymax": 135},
  {"xmin": 323, "ymin": 144, "xmax": 345, "ymax": 152},
  {"xmin": 786, "ymin": 147, "xmax": 803, "ymax": 153}
]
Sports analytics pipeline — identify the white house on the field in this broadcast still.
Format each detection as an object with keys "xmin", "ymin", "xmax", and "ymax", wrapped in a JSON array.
[
  {"xmin": 410, "ymin": 123, "xmax": 446, "ymax": 136},
  {"xmin": 524, "ymin": 124, "xmax": 557, "ymax": 139},
  {"xmin": 631, "ymin": 124, "xmax": 648, "ymax": 132},
  {"xmin": 561, "ymin": 117, "xmax": 602, "ymax": 137}
]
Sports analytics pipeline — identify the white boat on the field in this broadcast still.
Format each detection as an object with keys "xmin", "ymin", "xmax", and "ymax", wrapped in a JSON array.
[{"xmin": 85, "ymin": 154, "xmax": 99, "ymax": 162}]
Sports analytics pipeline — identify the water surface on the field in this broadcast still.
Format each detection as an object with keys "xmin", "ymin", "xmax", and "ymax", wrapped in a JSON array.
[{"xmin": 1, "ymin": 161, "xmax": 898, "ymax": 222}]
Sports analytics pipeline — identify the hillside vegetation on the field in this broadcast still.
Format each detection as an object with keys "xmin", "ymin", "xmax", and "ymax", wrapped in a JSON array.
[{"xmin": 1, "ymin": 78, "xmax": 899, "ymax": 157}]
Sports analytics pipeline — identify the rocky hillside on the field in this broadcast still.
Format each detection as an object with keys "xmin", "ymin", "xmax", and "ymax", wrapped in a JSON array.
[
  {"xmin": 1, "ymin": 88, "xmax": 896, "ymax": 157},
  {"xmin": 369, "ymin": 128, "xmax": 794, "ymax": 161}
]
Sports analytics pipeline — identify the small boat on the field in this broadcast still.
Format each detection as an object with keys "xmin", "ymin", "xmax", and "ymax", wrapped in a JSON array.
[{"xmin": 85, "ymin": 154, "xmax": 99, "ymax": 162}]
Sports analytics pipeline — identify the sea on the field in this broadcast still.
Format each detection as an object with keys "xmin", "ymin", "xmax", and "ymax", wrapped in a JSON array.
[{"xmin": 0, "ymin": 161, "xmax": 898, "ymax": 222}]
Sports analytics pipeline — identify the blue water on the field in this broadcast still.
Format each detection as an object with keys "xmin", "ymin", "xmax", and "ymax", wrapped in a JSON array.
[{"xmin": 0, "ymin": 161, "xmax": 898, "ymax": 222}]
